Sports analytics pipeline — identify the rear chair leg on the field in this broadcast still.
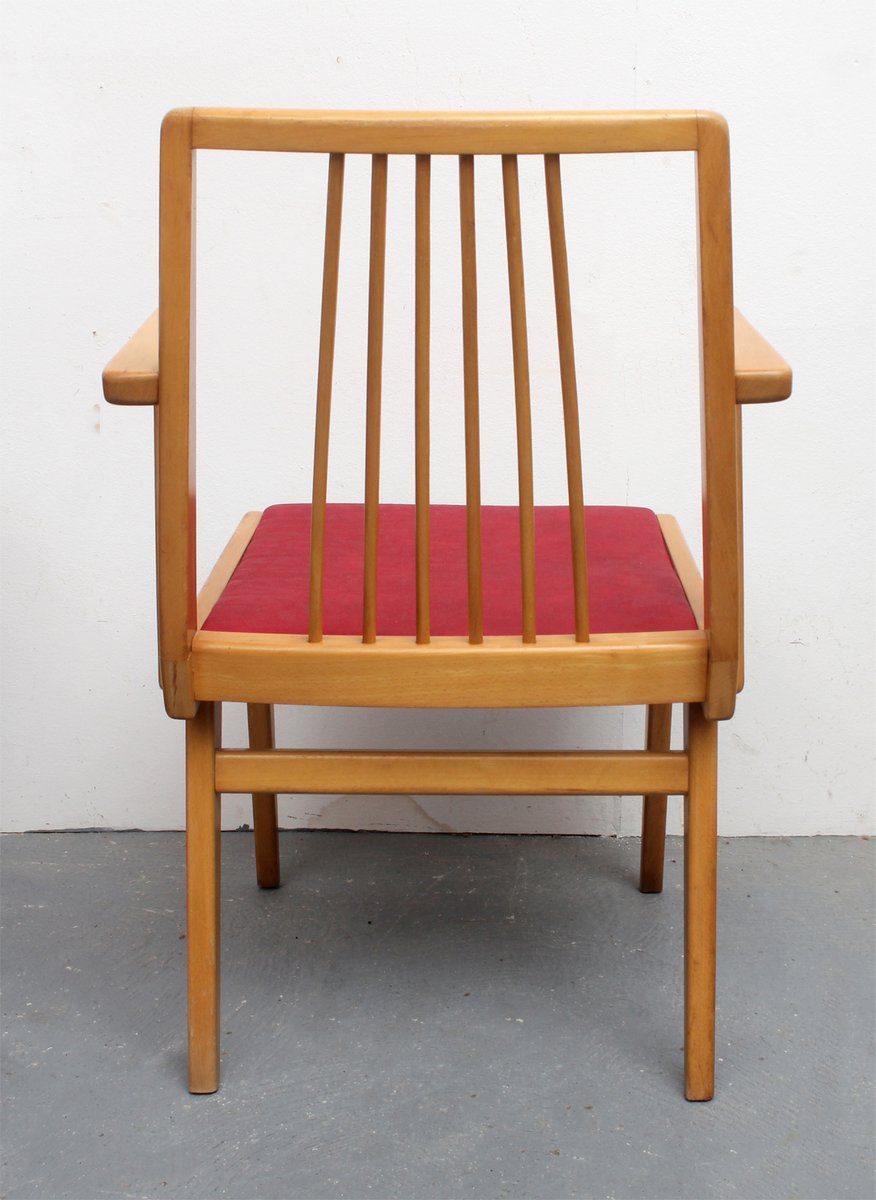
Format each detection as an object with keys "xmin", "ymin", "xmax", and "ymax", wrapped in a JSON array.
[
  {"xmin": 684, "ymin": 702, "xmax": 718, "ymax": 1101},
  {"xmin": 640, "ymin": 704, "xmax": 672, "ymax": 892},
  {"xmin": 247, "ymin": 704, "xmax": 280, "ymax": 889},
  {"xmin": 186, "ymin": 701, "xmax": 222, "ymax": 1094}
]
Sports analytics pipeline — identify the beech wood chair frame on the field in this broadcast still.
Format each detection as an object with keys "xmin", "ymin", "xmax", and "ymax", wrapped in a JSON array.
[{"xmin": 103, "ymin": 108, "xmax": 791, "ymax": 1101}]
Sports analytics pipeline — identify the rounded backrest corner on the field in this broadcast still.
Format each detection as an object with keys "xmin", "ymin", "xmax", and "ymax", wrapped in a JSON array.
[
  {"xmin": 696, "ymin": 110, "xmax": 730, "ymax": 144},
  {"xmin": 161, "ymin": 108, "xmax": 194, "ymax": 141}
]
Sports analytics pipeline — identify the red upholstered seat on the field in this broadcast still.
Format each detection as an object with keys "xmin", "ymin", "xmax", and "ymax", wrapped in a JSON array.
[{"xmin": 203, "ymin": 504, "xmax": 697, "ymax": 637}]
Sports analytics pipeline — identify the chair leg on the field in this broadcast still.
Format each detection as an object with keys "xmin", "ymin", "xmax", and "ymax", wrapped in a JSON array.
[
  {"xmin": 640, "ymin": 703, "xmax": 672, "ymax": 893},
  {"xmin": 186, "ymin": 701, "xmax": 222, "ymax": 1094},
  {"xmin": 684, "ymin": 702, "xmax": 718, "ymax": 1101},
  {"xmin": 247, "ymin": 703, "xmax": 280, "ymax": 889}
]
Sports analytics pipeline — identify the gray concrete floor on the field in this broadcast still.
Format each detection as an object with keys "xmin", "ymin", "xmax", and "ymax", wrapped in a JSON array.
[{"xmin": 1, "ymin": 832, "xmax": 873, "ymax": 1200}]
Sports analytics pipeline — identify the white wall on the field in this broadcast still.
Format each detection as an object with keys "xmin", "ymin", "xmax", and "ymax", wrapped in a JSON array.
[{"xmin": 1, "ymin": 0, "xmax": 873, "ymax": 836}]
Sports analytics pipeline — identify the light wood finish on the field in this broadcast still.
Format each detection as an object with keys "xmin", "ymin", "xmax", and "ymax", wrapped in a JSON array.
[
  {"xmin": 362, "ymin": 154, "xmax": 388, "ymax": 644},
  {"xmin": 640, "ymin": 704, "xmax": 673, "ymax": 893},
  {"xmin": 684, "ymin": 702, "xmax": 718, "ymax": 1101},
  {"xmin": 502, "ymin": 155, "xmax": 537, "ymax": 644},
  {"xmin": 137, "ymin": 108, "xmax": 790, "ymax": 722},
  {"xmin": 544, "ymin": 154, "xmax": 589, "ymax": 642},
  {"xmin": 103, "ymin": 310, "xmax": 159, "ymax": 405},
  {"xmin": 190, "ymin": 109, "xmax": 700, "ymax": 155},
  {"xmin": 246, "ymin": 704, "xmax": 280, "ymax": 889},
  {"xmin": 215, "ymin": 748, "xmax": 689, "ymax": 797},
  {"xmin": 415, "ymin": 155, "xmax": 431, "ymax": 644},
  {"xmin": 657, "ymin": 514, "xmax": 705, "ymax": 630},
  {"xmin": 101, "ymin": 108, "xmax": 798, "ymax": 727},
  {"xmin": 153, "ymin": 409, "xmax": 163, "ymax": 687},
  {"xmin": 308, "ymin": 153, "xmax": 345, "ymax": 643},
  {"xmin": 191, "ymin": 629, "xmax": 707, "ymax": 709},
  {"xmin": 196, "ymin": 512, "xmax": 262, "ymax": 628},
  {"xmin": 186, "ymin": 700, "xmax": 221, "ymax": 1093},
  {"xmin": 459, "ymin": 155, "xmax": 484, "ymax": 643},
  {"xmin": 735, "ymin": 407, "xmax": 745, "ymax": 692},
  {"xmin": 157, "ymin": 109, "xmax": 197, "ymax": 718},
  {"xmin": 696, "ymin": 112, "xmax": 739, "ymax": 721},
  {"xmin": 109, "ymin": 109, "xmax": 792, "ymax": 1097},
  {"xmin": 734, "ymin": 309, "xmax": 792, "ymax": 402}
]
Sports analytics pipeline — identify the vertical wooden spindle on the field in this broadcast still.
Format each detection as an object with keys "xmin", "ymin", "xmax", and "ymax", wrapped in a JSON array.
[
  {"xmin": 362, "ymin": 153, "xmax": 388, "ymax": 644},
  {"xmin": 308, "ymin": 153, "xmax": 345, "ymax": 643},
  {"xmin": 501, "ymin": 154, "xmax": 537, "ymax": 644},
  {"xmin": 544, "ymin": 154, "xmax": 590, "ymax": 642},
  {"xmin": 415, "ymin": 155, "xmax": 431, "ymax": 644},
  {"xmin": 459, "ymin": 154, "xmax": 484, "ymax": 644}
]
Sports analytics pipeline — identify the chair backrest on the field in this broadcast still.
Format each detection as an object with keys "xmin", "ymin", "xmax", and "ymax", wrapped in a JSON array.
[{"xmin": 156, "ymin": 110, "xmax": 738, "ymax": 715}]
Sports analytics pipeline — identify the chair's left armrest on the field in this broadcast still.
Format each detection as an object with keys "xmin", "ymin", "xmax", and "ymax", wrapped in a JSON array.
[
  {"xmin": 102, "ymin": 310, "xmax": 159, "ymax": 405},
  {"xmin": 734, "ymin": 308, "xmax": 792, "ymax": 403}
]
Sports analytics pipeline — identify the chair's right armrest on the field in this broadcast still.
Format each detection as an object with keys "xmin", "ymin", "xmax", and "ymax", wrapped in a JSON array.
[
  {"xmin": 734, "ymin": 308, "xmax": 792, "ymax": 403},
  {"xmin": 102, "ymin": 310, "xmax": 158, "ymax": 405}
]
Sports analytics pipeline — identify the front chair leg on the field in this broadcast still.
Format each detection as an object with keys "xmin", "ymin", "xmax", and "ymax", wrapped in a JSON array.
[
  {"xmin": 684, "ymin": 702, "xmax": 718, "ymax": 1101},
  {"xmin": 186, "ymin": 701, "xmax": 222, "ymax": 1094},
  {"xmin": 640, "ymin": 703, "xmax": 672, "ymax": 892},
  {"xmin": 247, "ymin": 704, "xmax": 280, "ymax": 888}
]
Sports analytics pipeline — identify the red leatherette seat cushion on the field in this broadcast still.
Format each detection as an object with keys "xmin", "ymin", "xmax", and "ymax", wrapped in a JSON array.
[{"xmin": 202, "ymin": 504, "xmax": 697, "ymax": 637}]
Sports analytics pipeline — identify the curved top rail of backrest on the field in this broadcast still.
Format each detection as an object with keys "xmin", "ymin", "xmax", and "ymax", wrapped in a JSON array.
[
  {"xmin": 188, "ymin": 108, "xmax": 702, "ymax": 154},
  {"xmin": 156, "ymin": 108, "xmax": 737, "ymax": 721}
]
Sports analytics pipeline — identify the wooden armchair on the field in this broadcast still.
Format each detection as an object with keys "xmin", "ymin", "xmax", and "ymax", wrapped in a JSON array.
[{"xmin": 103, "ymin": 109, "xmax": 791, "ymax": 1099}]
